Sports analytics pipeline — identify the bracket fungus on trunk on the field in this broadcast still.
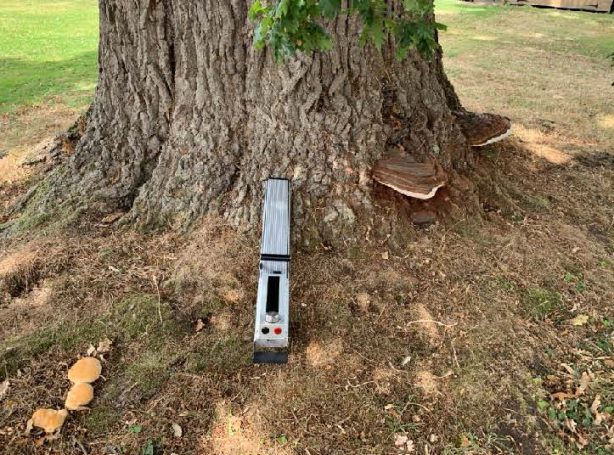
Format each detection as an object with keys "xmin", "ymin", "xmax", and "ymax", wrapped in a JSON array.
[
  {"xmin": 373, "ymin": 154, "xmax": 448, "ymax": 200},
  {"xmin": 455, "ymin": 111, "xmax": 512, "ymax": 147}
]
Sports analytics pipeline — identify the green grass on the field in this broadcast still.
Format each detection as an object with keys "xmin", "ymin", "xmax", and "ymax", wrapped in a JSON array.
[
  {"xmin": 436, "ymin": 0, "xmax": 614, "ymax": 59},
  {"xmin": 0, "ymin": 293, "xmax": 191, "ymax": 380},
  {"xmin": 1, "ymin": 0, "xmax": 612, "ymax": 119},
  {"xmin": 437, "ymin": 0, "xmax": 505, "ymax": 17},
  {"xmin": 524, "ymin": 287, "xmax": 564, "ymax": 320},
  {"xmin": 0, "ymin": 0, "xmax": 98, "ymax": 113},
  {"xmin": 436, "ymin": 0, "xmax": 614, "ymax": 154}
]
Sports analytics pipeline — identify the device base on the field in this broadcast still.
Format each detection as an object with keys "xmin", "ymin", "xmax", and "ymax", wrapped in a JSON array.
[{"xmin": 253, "ymin": 350, "xmax": 289, "ymax": 364}]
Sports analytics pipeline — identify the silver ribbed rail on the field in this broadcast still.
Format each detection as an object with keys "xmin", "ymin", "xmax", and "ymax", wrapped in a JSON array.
[{"xmin": 253, "ymin": 179, "xmax": 291, "ymax": 364}]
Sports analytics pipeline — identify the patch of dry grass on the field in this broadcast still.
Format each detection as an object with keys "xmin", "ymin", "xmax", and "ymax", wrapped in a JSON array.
[
  {"xmin": 438, "ymin": 0, "xmax": 614, "ymax": 157},
  {"xmin": 0, "ymin": 150, "xmax": 612, "ymax": 452},
  {"xmin": 0, "ymin": 104, "xmax": 83, "ymax": 186}
]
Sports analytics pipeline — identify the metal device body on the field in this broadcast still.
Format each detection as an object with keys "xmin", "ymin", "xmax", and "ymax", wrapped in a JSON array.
[{"xmin": 253, "ymin": 178, "xmax": 291, "ymax": 364}]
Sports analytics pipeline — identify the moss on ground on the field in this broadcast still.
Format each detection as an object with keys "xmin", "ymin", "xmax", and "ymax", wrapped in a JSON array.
[
  {"xmin": 523, "ymin": 287, "xmax": 564, "ymax": 321},
  {"xmin": 0, "ymin": 293, "xmax": 192, "ymax": 380}
]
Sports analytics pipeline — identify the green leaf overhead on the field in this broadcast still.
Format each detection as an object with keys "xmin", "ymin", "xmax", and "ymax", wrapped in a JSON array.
[
  {"xmin": 249, "ymin": 0, "xmax": 445, "ymax": 61},
  {"xmin": 319, "ymin": 0, "xmax": 342, "ymax": 18}
]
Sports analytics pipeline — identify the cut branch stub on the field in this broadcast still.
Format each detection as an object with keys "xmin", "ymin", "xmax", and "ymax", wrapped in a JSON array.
[
  {"xmin": 455, "ymin": 111, "xmax": 512, "ymax": 147},
  {"xmin": 373, "ymin": 154, "xmax": 448, "ymax": 200}
]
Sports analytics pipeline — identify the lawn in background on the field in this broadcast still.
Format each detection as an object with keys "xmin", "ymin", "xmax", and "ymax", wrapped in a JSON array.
[
  {"xmin": 0, "ymin": 0, "xmax": 98, "ymax": 113},
  {"xmin": 436, "ymin": 0, "xmax": 614, "ymax": 153},
  {"xmin": 436, "ymin": 0, "xmax": 614, "ymax": 60}
]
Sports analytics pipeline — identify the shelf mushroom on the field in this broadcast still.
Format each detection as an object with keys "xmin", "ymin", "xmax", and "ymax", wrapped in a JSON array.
[
  {"xmin": 455, "ymin": 111, "xmax": 512, "ymax": 147},
  {"xmin": 373, "ymin": 154, "xmax": 447, "ymax": 200}
]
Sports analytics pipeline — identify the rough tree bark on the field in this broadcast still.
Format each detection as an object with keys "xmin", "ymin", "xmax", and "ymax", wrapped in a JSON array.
[{"xmin": 33, "ymin": 1, "xmax": 475, "ymax": 246}]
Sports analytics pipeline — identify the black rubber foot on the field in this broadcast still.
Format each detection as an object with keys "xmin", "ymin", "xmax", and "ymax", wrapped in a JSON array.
[{"xmin": 253, "ymin": 351, "xmax": 288, "ymax": 364}]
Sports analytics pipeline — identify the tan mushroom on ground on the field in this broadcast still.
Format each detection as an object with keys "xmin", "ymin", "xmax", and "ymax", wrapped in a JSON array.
[
  {"xmin": 67, "ymin": 357, "xmax": 102, "ymax": 384},
  {"xmin": 27, "ymin": 408, "xmax": 68, "ymax": 434},
  {"xmin": 455, "ymin": 110, "xmax": 512, "ymax": 147},
  {"xmin": 64, "ymin": 382, "xmax": 94, "ymax": 410},
  {"xmin": 373, "ymin": 153, "xmax": 447, "ymax": 200}
]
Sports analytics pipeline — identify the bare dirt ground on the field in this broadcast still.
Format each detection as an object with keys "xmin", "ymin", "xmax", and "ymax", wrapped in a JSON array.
[{"xmin": 1, "ymin": 4, "xmax": 614, "ymax": 455}]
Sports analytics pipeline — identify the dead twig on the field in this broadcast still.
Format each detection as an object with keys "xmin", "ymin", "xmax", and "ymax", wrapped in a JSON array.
[
  {"xmin": 345, "ymin": 379, "xmax": 377, "ymax": 389},
  {"xmin": 451, "ymin": 339, "xmax": 460, "ymax": 370},
  {"xmin": 401, "ymin": 401, "xmax": 432, "ymax": 414},
  {"xmin": 152, "ymin": 274, "xmax": 163, "ymax": 325},
  {"xmin": 72, "ymin": 436, "xmax": 88, "ymax": 455},
  {"xmin": 406, "ymin": 319, "xmax": 457, "ymax": 329}
]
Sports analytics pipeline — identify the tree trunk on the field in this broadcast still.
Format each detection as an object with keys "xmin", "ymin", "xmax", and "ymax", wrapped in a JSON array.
[{"xmin": 35, "ymin": 1, "xmax": 472, "ymax": 246}]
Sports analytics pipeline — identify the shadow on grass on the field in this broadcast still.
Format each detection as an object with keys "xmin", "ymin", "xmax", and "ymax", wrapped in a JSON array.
[{"xmin": 0, "ymin": 51, "xmax": 98, "ymax": 112}]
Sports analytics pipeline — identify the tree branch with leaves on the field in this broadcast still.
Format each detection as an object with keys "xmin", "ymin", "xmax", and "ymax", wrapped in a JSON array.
[{"xmin": 248, "ymin": 0, "xmax": 446, "ymax": 61}]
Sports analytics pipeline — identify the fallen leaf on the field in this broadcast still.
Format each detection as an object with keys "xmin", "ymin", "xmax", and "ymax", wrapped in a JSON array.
[
  {"xmin": 575, "ymin": 432, "xmax": 588, "ymax": 449},
  {"xmin": 195, "ymin": 319, "xmax": 205, "ymax": 332},
  {"xmin": 382, "ymin": 251, "xmax": 389, "ymax": 260},
  {"xmin": 33, "ymin": 436, "xmax": 46, "ymax": 447},
  {"xmin": 171, "ymin": 422, "xmax": 182, "ymax": 438},
  {"xmin": 406, "ymin": 439, "xmax": 415, "ymax": 453},
  {"xmin": 551, "ymin": 392, "xmax": 573, "ymax": 401},
  {"xmin": 0, "ymin": 380, "xmax": 9, "ymax": 401},
  {"xmin": 591, "ymin": 395, "xmax": 601, "ymax": 413},
  {"xmin": 591, "ymin": 395, "xmax": 608, "ymax": 426},
  {"xmin": 575, "ymin": 371, "xmax": 591, "ymax": 397},
  {"xmin": 97, "ymin": 338, "xmax": 113, "ymax": 353},
  {"xmin": 564, "ymin": 418, "xmax": 578, "ymax": 434},
  {"xmin": 86, "ymin": 345, "xmax": 96, "ymax": 356},
  {"xmin": 394, "ymin": 434, "xmax": 408, "ymax": 447},
  {"xmin": 355, "ymin": 293, "xmax": 371, "ymax": 313},
  {"xmin": 124, "ymin": 414, "xmax": 137, "ymax": 426},
  {"xmin": 101, "ymin": 212, "xmax": 124, "ymax": 225},
  {"xmin": 460, "ymin": 435, "xmax": 471, "ymax": 447},
  {"xmin": 570, "ymin": 314, "xmax": 589, "ymax": 326}
]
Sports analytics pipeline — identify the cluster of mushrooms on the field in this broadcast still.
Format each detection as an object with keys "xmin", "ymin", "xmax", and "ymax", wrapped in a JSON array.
[
  {"xmin": 26, "ymin": 357, "xmax": 102, "ymax": 435},
  {"xmin": 373, "ymin": 111, "xmax": 512, "ymax": 200}
]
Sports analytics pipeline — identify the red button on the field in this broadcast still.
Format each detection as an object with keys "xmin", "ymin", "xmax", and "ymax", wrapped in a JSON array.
[{"xmin": 273, "ymin": 327, "xmax": 282, "ymax": 335}]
